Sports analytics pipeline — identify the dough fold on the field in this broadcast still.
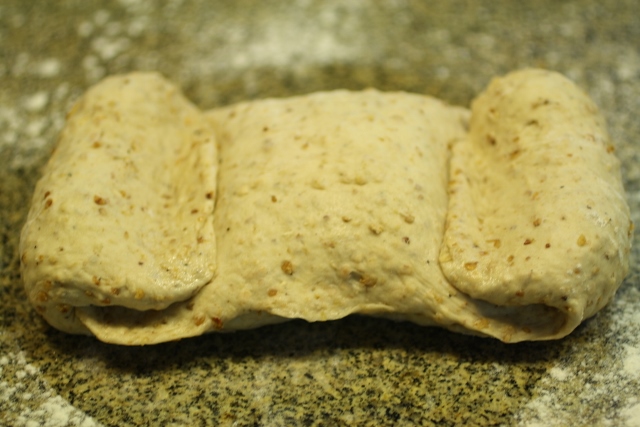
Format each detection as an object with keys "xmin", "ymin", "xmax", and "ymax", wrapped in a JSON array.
[
  {"xmin": 20, "ymin": 69, "xmax": 632, "ymax": 344},
  {"xmin": 440, "ymin": 69, "xmax": 632, "ymax": 341},
  {"xmin": 20, "ymin": 73, "xmax": 217, "ymax": 337}
]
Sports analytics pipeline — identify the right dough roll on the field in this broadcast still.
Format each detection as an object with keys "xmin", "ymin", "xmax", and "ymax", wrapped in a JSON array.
[{"xmin": 440, "ymin": 68, "xmax": 633, "ymax": 341}]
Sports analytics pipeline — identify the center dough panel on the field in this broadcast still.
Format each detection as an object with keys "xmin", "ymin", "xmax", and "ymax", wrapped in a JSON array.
[{"xmin": 201, "ymin": 90, "xmax": 470, "ymax": 329}]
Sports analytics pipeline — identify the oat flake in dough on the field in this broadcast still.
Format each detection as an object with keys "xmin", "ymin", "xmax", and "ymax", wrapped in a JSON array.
[{"xmin": 19, "ymin": 69, "xmax": 632, "ymax": 345}]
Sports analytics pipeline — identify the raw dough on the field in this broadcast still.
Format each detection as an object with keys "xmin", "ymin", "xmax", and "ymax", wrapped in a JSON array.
[
  {"xmin": 20, "ymin": 69, "xmax": 632, "ymax": 345},
  {"xmin": 20, "ymin": 73, "xmax": 217, "ymax": 337}
]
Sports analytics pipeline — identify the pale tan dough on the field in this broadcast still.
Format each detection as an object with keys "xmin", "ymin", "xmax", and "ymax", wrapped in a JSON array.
[
  {"xmin": 203, "ymin": 89, "xmax": 471, "ymax": 329},
  {"xmin": 19, "ymin": 73, "xmax": 218, "ymax": 338},
  {"xmin": 74, "ymin": 89, "xmax": 476, "ymax": 344},
  {"xmin": 20, "ymin": 69, "xmax": 632, "ymax": 345},
  {"xmin": 440, "ymin": 69, "xmax": 632, "ymax": 341}
]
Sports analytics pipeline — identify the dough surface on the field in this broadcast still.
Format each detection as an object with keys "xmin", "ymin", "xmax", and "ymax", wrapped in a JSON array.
[
  {"xmin": 19, "ymin": 73, "xmax": 217, "ymax": 337},
  {"xmin": 20, "ymin": 69, "xmax": 632, "ymax": 345}
]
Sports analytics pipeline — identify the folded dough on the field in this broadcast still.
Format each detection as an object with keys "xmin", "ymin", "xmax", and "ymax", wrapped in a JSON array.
[
  {"xmin": 440, "ymin": 69, "xmax": 632, "ymax": 341},
  {"xmin": 20, "ymin": 69, "xmax": 631, "ymax": 345},
  {"xmin": 19, "ymin": 73, "xmax": 217, "ymax": 336}
]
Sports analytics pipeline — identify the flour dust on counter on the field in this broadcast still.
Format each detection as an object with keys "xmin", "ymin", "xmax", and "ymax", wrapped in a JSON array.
[
  {"xmin": 0, "ymin": 349, "xmax": 101, "ymax": 427},
  {"xmin": 514, "ymin": 285, "xmax": 640, "ymax": 427}
]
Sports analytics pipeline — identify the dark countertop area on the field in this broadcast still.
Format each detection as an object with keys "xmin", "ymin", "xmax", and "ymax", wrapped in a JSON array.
[{"xmin": 1, "ymin": 1, "xmax": 639, "ymax": 426}]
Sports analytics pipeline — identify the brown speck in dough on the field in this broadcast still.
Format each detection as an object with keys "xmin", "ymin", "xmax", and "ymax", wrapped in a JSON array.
[
  {"xmin": 369, "ymin": 224, "xmax": 384, "ymax": 235},
  {"xmin": 44, "ymin": 199, "xmax": 53, "ymax": 208},
  {"xmin": 402, "ymin": 236, "xmax": 410, "ymax": 244},
  {"xmin": 507, "ymin": 255, "xmax": 515, "ymax": 263},
  {"xmin": 545, "ymin": 243, "xmax": 551, "ymax": 248},
  {"xmin": 487, "ymin": 134, "xmax": 496, "ymax": 145},
  {"xmin": 58, "ymin": 304, "xmax": 70, "ymax": 313},
  {"xmin": 342, "ymin": 216, "xmax": 352, "ymax": 223},
  {"xmin": 94, "ymin": 195, "xmax": 108, "ymax": 205},
  {"xmin": 606, "ymin": 145, "xmax": 615, "ymax": 153},
  {"xmin": 194, "ymin": 315, "xmax": 205, "ymax": 326},
  {"xmin": 206, "ymin": 191, "xmax": 214, "ymax": 199},
  {"xmin": 281, "ymin": 260, "xmax": 294, "ymax": 275},
  {"xmin": 533, "ymin": 218, "xmax": 541, "ymax": 227},
  {"xmin": 524, "ymin": 239, "xmax": 534, "ymax": 245},
  {"xmin": 359, "ymin": 275, "xmax": 377, "ymax": 287},
  {"xmin": 487, "ymin": 239, "xmax": 501, "ymax": 248},
  {"xmin": 354, "ymin": 176, "xmax": 367, "ymax": 185},
  {"xmin": 473, "ymin": 318, "xmax": 490, "ymax": 329},
  {"xmin": 401, "ymin": 213, "xmax": 415, "ymax": 224},
  {"xmin": 464, "ymin": 262, "xmax": 478, "ymax": 271},
  {"xmin": 92, "ymin": 141, "xmax": 101, "ymax": 148},
  {"xmin": 92, "ymin": 276, "xmax": 101, "ymax": 286},
  {"xmin": 573, "ymin": 267, "xmax": 582, "ymax": 274},
  {"xmin": 101, "ymin": 297, "xmax": 111, "ymax": 305},
  {"xmin": 110, "ymin": 287, "xmax": 120, "ymax": 295},
  {"xmin": 268, "ymin": 289, "xmax": 278, "ymax": 297},
  {"xmin": 271, "ymin": 195, "xmax": 277, "ymax": 202},
  {"xmin": 36, "ymin": 291, "xmax": 49, "ymax": 302},
  {"xmin": 577, "ymin": 234, "xmax": 587, "ymax": 246},
  {"xmin": 211, "ymin": 317, "xmax": 223, "ymax": 329},
  {"xmin": 43, "ymin": 191, "xmax": 51, "ymax": 199},
  {"xmin": 134, "ymin": 289, "xmax": 145, "ymax": 299},
  {"xmin": 532, "ymin": 98, "xmax": 551, "ymax": 108},
  {"xmin": 515, "ymin": 290, "xmax": 524, "ymax": 297}
]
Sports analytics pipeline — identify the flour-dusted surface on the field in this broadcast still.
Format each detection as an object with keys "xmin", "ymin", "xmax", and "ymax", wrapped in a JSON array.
[{"xmin": 2, "ymin": 0, "xmax": 640, "ymax": 426}]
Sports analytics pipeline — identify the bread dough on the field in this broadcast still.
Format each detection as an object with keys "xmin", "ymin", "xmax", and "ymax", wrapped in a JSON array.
[
  {"xmin": 440, "ymin": 69, "xmax": 632, "ymax": 341},
  {"xmin": 20, "ymin": 69, "xmax": 632, "ymax": 345},
  {"xmin": 19, "ymin": 73, "xmax": 217, "ymax": 336}
]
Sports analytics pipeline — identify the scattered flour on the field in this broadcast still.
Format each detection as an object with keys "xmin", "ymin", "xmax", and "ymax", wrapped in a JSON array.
[
  {"xmin": 623, "ymin": 345, "xmax": 640, "ymax": 378},
  {"xmin": 515, "ymin": 286, "xmax": 640, "ymax": 427},
  {"xmin": 0, "ymin": 351, "xmax": 103, "ymax": 427},
  {"xmin": 621, "ymin": 401, "xmax": 640, "ymax": 427},
  {"xmin": 547, "ymin": 366, "xmax": 570, "ymax": 382},
  {"xmin": 183, "ymin": 0, "xmax": 385, "ymax": 81},
  {"xmin": 23, "ymin": 91, "xmax": 49, "ymax": 112},
  {"xmin": 36, "ymin": 59, "xmax": 62, "ymax": 78}
]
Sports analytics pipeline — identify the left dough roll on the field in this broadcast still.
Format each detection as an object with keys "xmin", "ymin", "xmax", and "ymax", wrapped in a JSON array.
[{"xmin": 19, "ymin": 73, "xmax": 218, "ymax": 336}]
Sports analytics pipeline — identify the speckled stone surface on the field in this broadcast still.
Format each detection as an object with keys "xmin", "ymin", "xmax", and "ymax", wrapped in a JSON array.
[{"xmin": 1, "ymin": 1, "xmax": 639, "ymax": 426}]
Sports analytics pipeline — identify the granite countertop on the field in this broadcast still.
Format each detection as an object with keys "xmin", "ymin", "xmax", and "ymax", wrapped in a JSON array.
[{"xmin": 1, "ymin": 1, "xmax": 639, "ymax": 426}]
